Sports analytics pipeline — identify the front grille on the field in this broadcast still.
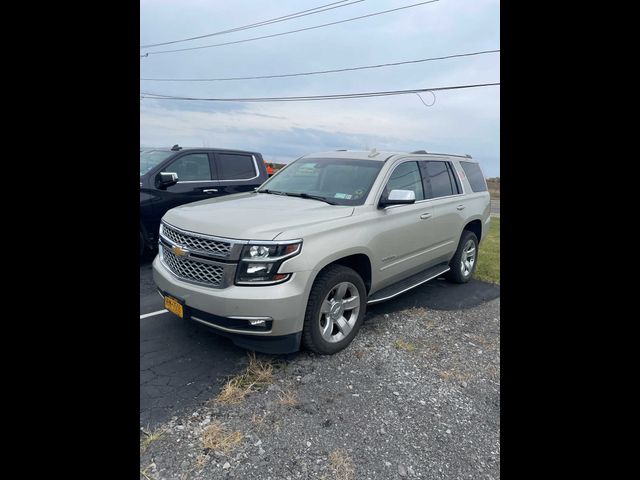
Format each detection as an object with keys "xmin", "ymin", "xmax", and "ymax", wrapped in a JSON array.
[
  {"xmin": 161, "ymin": 223, "xmax": 232, "ymax": 257},
  {"xmin": 161, "ymin": 245, "xmax": 225, "ymax": 287}
]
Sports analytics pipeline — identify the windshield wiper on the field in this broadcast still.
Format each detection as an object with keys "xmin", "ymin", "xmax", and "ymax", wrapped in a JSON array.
[
  {"xmin": 259, "ymin": 189, "xmax": 338, "ymax": 205},
  {"xmin": 286, "ymin": 192, "xmax": 338, "ymax": 205},
  {"xmin": 258, "ymin": 189, "xmax": 286, "ymax": 195}
]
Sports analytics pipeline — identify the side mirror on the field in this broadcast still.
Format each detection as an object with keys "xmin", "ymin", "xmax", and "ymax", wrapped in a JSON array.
[
  {"xmin": 157, "ymin": 172, "xmax": 179, "ymax": 189},
  {"xmin": 380, "ymin": 189, "xmax": 416, "ymax": 207}
]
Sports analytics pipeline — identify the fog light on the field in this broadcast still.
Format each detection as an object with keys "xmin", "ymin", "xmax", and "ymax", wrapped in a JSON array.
[{"xmin": 249, "ymin": 319, "xmax": 266, "ymax": 327}]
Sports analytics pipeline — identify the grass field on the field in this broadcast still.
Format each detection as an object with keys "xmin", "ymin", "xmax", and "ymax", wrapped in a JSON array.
[{"xmin": 475, "ymin": 217, "xmax": 500, "ymax": 284}]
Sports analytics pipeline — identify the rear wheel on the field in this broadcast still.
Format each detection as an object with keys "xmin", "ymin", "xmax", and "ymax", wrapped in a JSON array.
[
  {"xmin": 302, "ymin": 265, "xmax": 366, "ymax": 355},
  {"xmin": 446, "ymin": 231, "xmax": 478, "ymax": 283}
]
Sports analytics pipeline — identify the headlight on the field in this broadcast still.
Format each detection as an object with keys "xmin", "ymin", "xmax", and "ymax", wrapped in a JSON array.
[{"xmin": 235, "ymin": 241, "xmax": 302, "ymax": 285}]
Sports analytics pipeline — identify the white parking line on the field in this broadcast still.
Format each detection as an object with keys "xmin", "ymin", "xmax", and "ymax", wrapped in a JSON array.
[{"xmin": 140, "ymin": 309, "xmax": 168, "ymax": 319}]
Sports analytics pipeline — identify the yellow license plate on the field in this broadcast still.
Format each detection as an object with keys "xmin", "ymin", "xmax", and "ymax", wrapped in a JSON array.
[{"xmin": 164, "ymin": 296, "xmax": 183, "ymax": 318}]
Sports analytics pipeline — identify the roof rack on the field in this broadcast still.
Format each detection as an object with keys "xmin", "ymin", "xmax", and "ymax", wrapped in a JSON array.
[{"xmin": 410, "ymin": 150, "xmax": 428, "ymax": 154}]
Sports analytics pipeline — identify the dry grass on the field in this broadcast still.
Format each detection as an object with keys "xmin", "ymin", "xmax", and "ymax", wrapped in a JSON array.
[
  {"xmin": 140, "ymin": 464, "xmax": 155, "ymax": 480},
  {"xmin": 201, "ymin": 420, "xmax": 244, "ymax": 454},
  {"xmin": 194, "ymin": 453, "xmax": 209, "ymax": 470},
  {"xmin": 140, "ymin": 426, "xmax": 166, "ymax": 454},
  {"xmin": 215, "ymin": 352, "xmax": 275, "ymax": 404},
  {"xmin": 393, "ymin": 339, "xmax": 417, "ymax": 352},
  {"xmin": 278, "ymin": 388, "xmax": 299, "ymax": 407},
  {"xmin": 328, "ymin": 450, "xmax": 356, "ymax": 480}
]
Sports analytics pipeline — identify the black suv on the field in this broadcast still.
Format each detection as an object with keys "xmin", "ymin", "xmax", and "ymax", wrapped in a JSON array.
[{"xmin": 140, "ymin": 146, "xmax": 268, "ymax": 255}]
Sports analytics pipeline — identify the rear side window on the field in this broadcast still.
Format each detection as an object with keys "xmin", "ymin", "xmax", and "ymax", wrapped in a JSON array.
[
  {"xmin": 423, "ymin": 161, "xmax": 456, "ymax": 198},
  {"xmin": 385, "ymin": 161, "xmax": 425, "ymax": 200},
  {"xmin": 166, "ymin": 153, "xmax": 212, "ymax": 181},
  {"xmin": 217, "ymin": 154, "xmax": 257, "ymax": 180},
  {"xmin": 460, "ymin": 161, "xmax": 488, "ymax": 192}
]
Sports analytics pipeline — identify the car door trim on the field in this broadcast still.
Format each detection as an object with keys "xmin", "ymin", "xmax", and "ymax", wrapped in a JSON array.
[{"xmin": 380, "ymin": 240, "xmax": 455, "ymax": 271}]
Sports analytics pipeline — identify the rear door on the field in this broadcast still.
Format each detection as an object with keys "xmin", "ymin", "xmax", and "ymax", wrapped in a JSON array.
[
  {"xmin": 419, "ymin": 160, "xmax": 467, "ymax": 264},
  {"xmin": 213, "ymin": 152, "xmax": 263, "ymax": 195},
  {"xmin": 155, "ymin": 151, "xmax": 220, "ymax": 212}
]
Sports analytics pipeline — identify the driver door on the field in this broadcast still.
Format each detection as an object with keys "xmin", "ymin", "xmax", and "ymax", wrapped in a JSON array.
[{"xmin": 369, "ymin": 160, "xmax": 436, "ymax": 290}]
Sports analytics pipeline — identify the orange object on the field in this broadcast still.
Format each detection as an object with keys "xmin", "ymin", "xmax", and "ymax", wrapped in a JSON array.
[{"xmin": 265, "ymin": 162, "xmax": 275, "ymax": 176}]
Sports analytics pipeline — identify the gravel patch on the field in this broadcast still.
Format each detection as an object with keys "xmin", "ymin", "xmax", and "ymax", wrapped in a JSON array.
[{"xmin": 140, "ymin": 298, "xmax": 500, "ymax": 479}]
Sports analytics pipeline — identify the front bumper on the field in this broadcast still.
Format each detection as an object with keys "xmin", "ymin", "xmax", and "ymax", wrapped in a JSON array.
[{"xmin": 152, "ymin": 255, "xmax": 311, "ymax": 352}]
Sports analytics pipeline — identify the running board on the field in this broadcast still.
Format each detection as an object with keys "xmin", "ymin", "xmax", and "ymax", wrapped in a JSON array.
[{"xmin": 367, "ymin": 263, "xmax": 450, "ymax": 305}]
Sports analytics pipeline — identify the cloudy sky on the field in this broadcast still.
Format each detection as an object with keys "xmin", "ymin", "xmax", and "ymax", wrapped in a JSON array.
[{"xmin": 140, "ymin": 0, "xmax": 500, "ymax": 176}]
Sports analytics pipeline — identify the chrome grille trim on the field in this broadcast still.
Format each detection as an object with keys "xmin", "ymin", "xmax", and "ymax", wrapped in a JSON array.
[
  {"xmin": 159, "ymin": 243, "xmax": 236, "ymax": 288},
  {"xmin": 160, "ymin": 222, "xmax": 234, "ymax": 258}
]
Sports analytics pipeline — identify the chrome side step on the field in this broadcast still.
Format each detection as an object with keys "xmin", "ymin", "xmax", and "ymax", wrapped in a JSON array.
[{"xmin": 367, "ymin": 263, "xmax": 450, "ymax": 305}]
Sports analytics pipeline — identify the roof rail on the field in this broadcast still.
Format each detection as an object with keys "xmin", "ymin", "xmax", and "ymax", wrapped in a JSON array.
[{"xmin": 410, "ymin": 150, "xmax": 428, "ymax": 154}]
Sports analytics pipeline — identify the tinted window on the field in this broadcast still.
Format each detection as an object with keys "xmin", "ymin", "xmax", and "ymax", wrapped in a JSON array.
[
  {"xmin": 166, "ymin": 153, "xmax": 212, "ymax": 181},
  {"xmin": 217, "ymin": 154, "xmax": 256, "ymax": 180},
  {"xmin": 424, "ymin": 161, "xmax": 455, "ymax": 198},
  {"xmin": 386, "ymin": 162, "xmax": 425, "ymax": 200},
  {"xmin": 447, "ymin": 162, "xmax": 461, "ymax": 194},
  {"xmin": 460, "ymin": 161, "xmax": 488, "ymax": 192}
]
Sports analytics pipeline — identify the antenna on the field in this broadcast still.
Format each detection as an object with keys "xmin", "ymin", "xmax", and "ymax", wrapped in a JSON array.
[{"xmin": 368, "ymin": 148, "xmax": 379, "ymax": 158}]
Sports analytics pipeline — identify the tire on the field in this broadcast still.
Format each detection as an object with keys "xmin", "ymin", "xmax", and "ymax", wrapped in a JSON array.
[
  {"xmin": 447, "ymin": 230, "xmax": 479, "ymax": 284},
  {"xmin": 302, "ymin": 265, "xmax": 367, "ymax": 355}
]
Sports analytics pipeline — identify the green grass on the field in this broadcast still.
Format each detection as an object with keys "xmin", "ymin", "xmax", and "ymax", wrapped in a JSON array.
[{"xmin": 475, "ymin": 217, "xmax": 500, "ymax": 284}]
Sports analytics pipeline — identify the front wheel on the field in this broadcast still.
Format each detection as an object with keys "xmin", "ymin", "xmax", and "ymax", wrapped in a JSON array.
[
  {"xmin": 302, "ymin": 265, "xmax": 367, "ymax": 355},
  {"xmin": 447, "ymin": 231, "xmax": 479, "ymax": 283}
]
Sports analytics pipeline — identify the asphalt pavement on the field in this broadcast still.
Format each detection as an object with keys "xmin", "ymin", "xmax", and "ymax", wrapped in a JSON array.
[{"xmin": 140, "ymin": 254, "xmax": 500, "ymax": 428}]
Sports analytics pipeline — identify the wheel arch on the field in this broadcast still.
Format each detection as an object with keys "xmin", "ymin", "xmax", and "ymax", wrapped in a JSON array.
[{"xmin": 309, "ymin": 250, "xmax": 374, "ymax": 295}]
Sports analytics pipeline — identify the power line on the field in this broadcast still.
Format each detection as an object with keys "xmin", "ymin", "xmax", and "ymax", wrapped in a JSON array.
[
  {"xmin": 141, "ymin": 0, "xmax": 440, "ymax": 56},
  {"xmin": 140, "ymin": 49, "xmax": 499, "ymax": 82},
  {"xmin": 140, "ymin": 82, "xmax": 500, "ymax": 102},
  {"xmin": 140, "ymin": 0, "xmax": 363, "ymax": 49}
]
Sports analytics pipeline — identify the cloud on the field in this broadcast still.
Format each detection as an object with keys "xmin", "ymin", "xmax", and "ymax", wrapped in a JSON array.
[{"xmin": 140, "ymin": 0, "xmax": 500, "ymax": 176}]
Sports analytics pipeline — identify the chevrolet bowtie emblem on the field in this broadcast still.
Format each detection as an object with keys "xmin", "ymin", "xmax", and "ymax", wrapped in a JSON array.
[{"xmin": 172, "ymin": 245, "xmax": 188, "ymax": 257}]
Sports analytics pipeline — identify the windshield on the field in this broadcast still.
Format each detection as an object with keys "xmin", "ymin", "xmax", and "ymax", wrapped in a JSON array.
[
  {"xmin": 140, "ymin": 150, "xmax": 174, "ymax": 176},
  {"xmin": 258, "ymin": 157, "xmax": 383, "ymax": 206}
]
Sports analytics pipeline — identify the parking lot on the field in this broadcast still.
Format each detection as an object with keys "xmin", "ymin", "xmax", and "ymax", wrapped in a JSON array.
[{"xmin": 140, "ymin": 255, "xmax": 500, "ymax": 429}]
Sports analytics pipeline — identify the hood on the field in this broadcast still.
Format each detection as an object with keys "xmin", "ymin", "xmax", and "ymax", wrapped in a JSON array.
[{"xmin": 162, "ymin": 192, "xmax": 354, "ymax": 240}]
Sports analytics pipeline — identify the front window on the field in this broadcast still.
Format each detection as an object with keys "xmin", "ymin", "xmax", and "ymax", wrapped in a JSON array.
[
  {"xmin": 384, "ymin": 161, "xmax": 425, "ymax": 200},
  {"xmin": 165, "ymin": 153, "xmax": 212, "ymax": 181},
  {"xmin": 258, "ymin": 158, "xmax": 384, "ymax": 206},
  {"xmin": 140, "ymin": 150, "xmax": 174, "ymax": 176}
]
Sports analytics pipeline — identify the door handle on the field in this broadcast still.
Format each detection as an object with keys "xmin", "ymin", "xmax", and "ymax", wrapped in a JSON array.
[
  {"xmin": 456, "ymin": 204, "xmax": 466, "ymax": 210},
  {"xmin": 420, "ymin": 213, "xmax": 432, "ymax": 220},
  {"xmin": 202, "ymin": 189, "xmax": 218, "ymax": 193}
]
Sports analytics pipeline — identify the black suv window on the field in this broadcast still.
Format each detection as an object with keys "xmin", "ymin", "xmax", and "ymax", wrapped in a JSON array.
[
  {"xmin": 386, "ymin": 161, "xmax": 425, "ymax": 200},
  {"xmin": 166, "ymin": 153, "xmax": 212, "ymax": 181},
  {"xmin": 423, "ymin": 161, "xmax": 456, "ymax": 198},
  {"xmin": 460, "ymin": 161, "xmax": 488, "ymax": 192},
  {"xmin": 217, "ymin": 153, "xmax": 256, "ymax": 180}
]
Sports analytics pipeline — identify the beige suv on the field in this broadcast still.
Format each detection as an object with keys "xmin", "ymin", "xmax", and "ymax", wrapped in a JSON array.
[{"xmin": 153, "ymin": 150, "xmax": 491, "ymax": 354}]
